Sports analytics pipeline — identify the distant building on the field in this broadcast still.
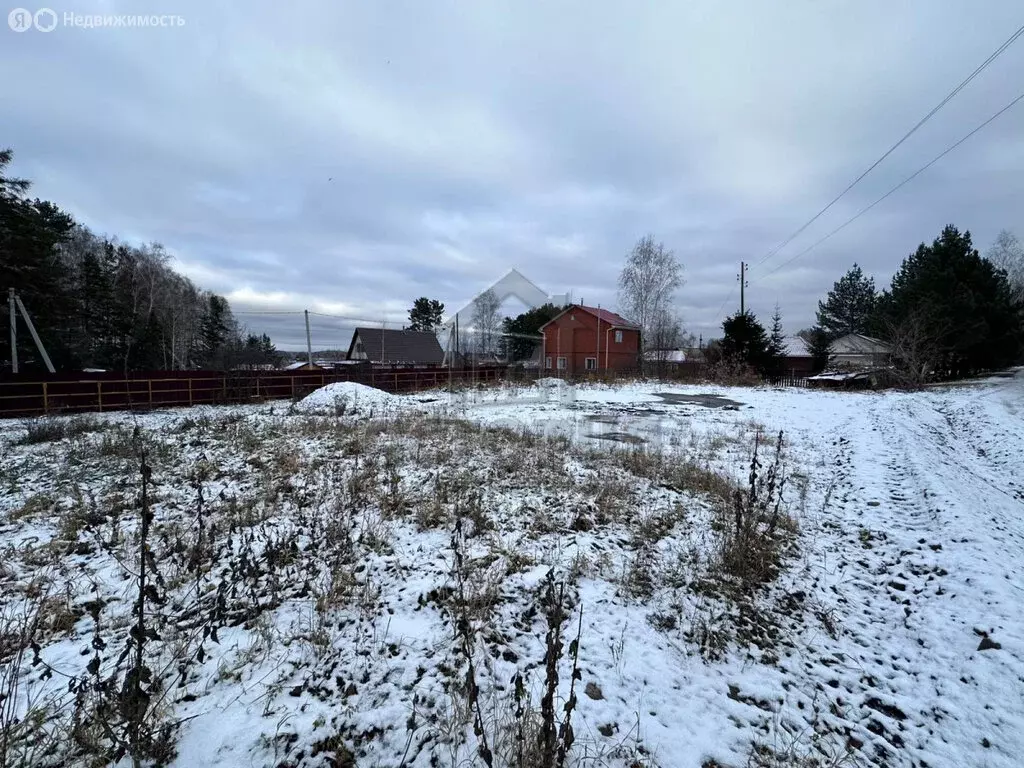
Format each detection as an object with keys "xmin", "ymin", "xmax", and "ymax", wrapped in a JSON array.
[
  {"xmin": 829, "ymin": 333, "xmax": 891, "ymax": 369},
  {"xmin": 346, "ymin": 328, "xmax": 445, "ymax": 366},
  {"xmin": 644, "ymin": 349, "xmax": 687, "ymax": 364},
  {"xmin": 540, "ymin": 305, "xmax": 640, "ymax": 373},
  {"xmin": 282, "ymin": 360, "xmax": 325, "ymax": 372},
  {"xmin": 780, "ymin": 336, "xmax": 815, "ymax": 376}
]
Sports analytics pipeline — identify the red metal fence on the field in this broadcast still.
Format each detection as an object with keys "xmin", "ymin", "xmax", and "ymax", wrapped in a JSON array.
[
  {"xmin": 0, "ymin": 366, "xmax": 508, "ymax": 418},
  {"xmin": 0, "ymin": 362, "xmax": 810, "ymax": 419}
]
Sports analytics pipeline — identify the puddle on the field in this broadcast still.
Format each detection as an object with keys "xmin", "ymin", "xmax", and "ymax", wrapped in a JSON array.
[
  {"xmin": 653, "ymin": 392, "xmax": 744, "ymax": 409},
  {"xmin": 586, "ymin": 431, "xmax": 647, "ymax": 444}
]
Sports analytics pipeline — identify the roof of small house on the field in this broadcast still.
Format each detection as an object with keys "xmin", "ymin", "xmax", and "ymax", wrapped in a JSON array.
[
  {"xmin": 781, "ymin": 335, "xmax": 811, "ymax": 358},
  {"xmin": 540, "ymin": 305, "xmax": 641, "ymax": 331},
  {"xmin": 831, "ymin": 333, "xmax": 891, "ymax": 355},
  {"xmin": 283, "ymin": 360, "xmax": 322, "ymax": 370},
  {"xmin": 347, "ymin": 328, "xmax": 444, "ymax": 364}
]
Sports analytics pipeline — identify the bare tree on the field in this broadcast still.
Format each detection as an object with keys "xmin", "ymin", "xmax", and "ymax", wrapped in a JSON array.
[
  {"xmin": 645, "ymin": 309, "xmax": 684, "ymax": 376},
  {"xmin": 886, "ymin": 311, "xmax": 947, "ymax": 388},
  {"xmin": 617, "ymin": 234, "xmax": 684, "ymax": 355},
  {"xmin": 986, "ymin": 229, "xmax": 1024, "ymax": 304},
  {"xmin": 471, "ymin": 288, "xmax": 502, "ymax": 356}
]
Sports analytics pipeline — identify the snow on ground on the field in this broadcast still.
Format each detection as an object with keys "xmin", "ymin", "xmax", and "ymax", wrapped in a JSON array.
[
  {"xmin": 295, "ymin": 381, "xmax": 404, "ymax": 416},
  {"xmin": 1, "ymin": 371, "xmax": 1022, "ymax": 768}
]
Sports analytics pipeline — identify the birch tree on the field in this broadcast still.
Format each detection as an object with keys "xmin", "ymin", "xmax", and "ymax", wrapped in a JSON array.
[{"xmin": 617, "ymin": 234, "xmax": 683, "ymax": 354}]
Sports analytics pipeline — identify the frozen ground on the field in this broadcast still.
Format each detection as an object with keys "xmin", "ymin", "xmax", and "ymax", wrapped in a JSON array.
[{"xmin": 1, "ymin": 371, "xmax": 1022, "ymax": 768}]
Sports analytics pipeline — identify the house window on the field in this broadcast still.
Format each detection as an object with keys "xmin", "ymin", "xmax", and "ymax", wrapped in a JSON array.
[
  {"xmin": 545, "ymin": 356, "xmax": 552, "ymax": 369},
  {"xmin": 557, "ymin": 357, "xmax": 567, "ymax": 370},
  {"xmin": 614, "ymin": 330, "xmax": 623, "ymax": 343},
  {"xmin": 585, "ymin": 357, "xmax": 596, "ymax": 370}
]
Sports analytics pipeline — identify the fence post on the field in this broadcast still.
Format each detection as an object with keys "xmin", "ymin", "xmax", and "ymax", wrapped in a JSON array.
[
  {"xmin": 148, "ymin": 379, "xmax": 153, "ymax": 407},
  {"xmin": 394, "ymin": 370, "xmax": 399, "ymax": 392},
  {"xmin": 42, "ymin": 382, "xmax": 48, "ymax": 414},
  {"xmin": 97, "ymin": 381, "xmax": 103, "ymax": 412},
  {"xmin": 291, "ymin": 376, "xmax": 296, "ymax": 399},
  {"xmin": 188, "ymin": 378, "xmax": 193, "ymax": 407},
  {"xmin": 256, "ymin": 377, "xmax": 260, "ymax": 400}
]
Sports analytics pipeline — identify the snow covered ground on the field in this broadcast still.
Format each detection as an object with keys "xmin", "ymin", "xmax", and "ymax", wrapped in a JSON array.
[{"xmin": 1, "ymin": 372, "xmax": 1022, "ymax": 768}]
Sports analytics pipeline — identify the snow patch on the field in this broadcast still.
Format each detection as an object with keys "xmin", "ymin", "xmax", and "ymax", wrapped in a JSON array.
[{"xmin": 295, "ymin": 381, "xmax": 401, "ymax": 415}]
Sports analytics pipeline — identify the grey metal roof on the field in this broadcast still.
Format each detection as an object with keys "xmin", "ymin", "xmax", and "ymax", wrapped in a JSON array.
[{"xmin": 346, "ymin": 328, "xmax": 445, "ymax": 364}]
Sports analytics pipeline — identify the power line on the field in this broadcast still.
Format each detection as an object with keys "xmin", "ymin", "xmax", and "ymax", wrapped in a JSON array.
[
  {"xmin": 712, "ymin": 284, "xmax": 737, "ymax": 324},
  {"xmin": 758, "ymin": 89, "xmax": 1024, "ymax": 280},
  {"xmin": 233, "ymin": 310, "xmax": 304, "ymax": 315},
  {"xmin": 753, "ymin": 23, "xmax": 1024, "ymax": 270}
]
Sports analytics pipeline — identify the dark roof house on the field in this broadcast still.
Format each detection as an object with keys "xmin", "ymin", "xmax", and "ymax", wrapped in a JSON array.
[{"xmin": 346, "ymin": 328, "xmax": 444, "ymax": 365}]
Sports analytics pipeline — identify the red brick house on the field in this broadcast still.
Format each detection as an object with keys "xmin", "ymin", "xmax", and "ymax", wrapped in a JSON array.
[{"xmin": 539, "ymin": 305, "xmax": 640, "ymax": 373}]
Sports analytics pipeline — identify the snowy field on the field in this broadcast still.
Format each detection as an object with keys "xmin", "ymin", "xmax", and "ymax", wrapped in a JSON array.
[{"xmin": 1, "ymin": 371, "xmax": 1022, "ymax": 768}]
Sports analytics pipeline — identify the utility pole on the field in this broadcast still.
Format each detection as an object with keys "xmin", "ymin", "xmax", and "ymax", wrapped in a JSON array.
[
  {"xmin": 15, "ymin": 295, "xmax": 55, "ymax": 373},
  {"xmin": 8, "ymin": 288, "xmax": 17, "ymax": 374},
  {"xmin": 738, "ymin": 261, "xmax": 748, "ymax": 315},
  {"xmin": 304, "ymin": 309, "xmax": 313, "ymax": 367}
]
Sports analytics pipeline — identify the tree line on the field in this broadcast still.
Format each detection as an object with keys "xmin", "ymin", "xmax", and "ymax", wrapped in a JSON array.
[
  {"xmin": 711, "ymin": 224, "xmax": 1024, "ymax": 383},
  {"xmin": 1, "ymin": 149, "xmax": 279, "ymax": 374}
]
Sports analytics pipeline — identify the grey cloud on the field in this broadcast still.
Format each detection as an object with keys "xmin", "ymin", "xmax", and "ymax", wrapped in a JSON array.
[{"xmin": 3, "ymin": 0, "xmax": 1023, "ymax": 350}]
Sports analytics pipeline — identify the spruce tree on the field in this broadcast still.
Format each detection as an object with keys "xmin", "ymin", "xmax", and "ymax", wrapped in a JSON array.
[{"xmin": 765, "ymin": 305, "xmax": 786, "ymax": 377}]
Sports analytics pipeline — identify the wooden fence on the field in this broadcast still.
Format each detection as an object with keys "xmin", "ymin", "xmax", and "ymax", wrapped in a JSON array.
[
  {"xmin": 0, "ymin": 366, "xmax": 508, "ymax": 418},
  {"xmin": 0, "ymin": 362, "xmax": 812, "ymax": 419}
]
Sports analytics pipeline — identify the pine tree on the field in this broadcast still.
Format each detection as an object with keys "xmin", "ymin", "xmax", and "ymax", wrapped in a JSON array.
[
  {"xmin": 501, "ymin": 303, "xmax": 563, "ymax": 361},
  {"xmin": 407, "ymin": 298, "xmax": 445, "ymax": 331},
  {"xmin": 875, "ymin": 224, "xmax": 1023, "ymax": 378},
  {"xmin": 721, "ymin": 311, "xmax": 770, "ymax": 372},
  {"xmin": 816, "ymin": 264, "xmax": 877, "ymax": 338}
]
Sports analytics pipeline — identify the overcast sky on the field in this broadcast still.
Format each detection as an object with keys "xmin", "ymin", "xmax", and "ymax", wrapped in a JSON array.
[{"xmin": 4, "ymin": 1, "xmax": 1023, "ymax": 350}]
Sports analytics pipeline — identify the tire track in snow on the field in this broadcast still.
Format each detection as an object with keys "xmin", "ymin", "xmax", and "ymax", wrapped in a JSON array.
[{"xmin": 801, "ymin": 385, "xmax": 1024, "ymax": 767}]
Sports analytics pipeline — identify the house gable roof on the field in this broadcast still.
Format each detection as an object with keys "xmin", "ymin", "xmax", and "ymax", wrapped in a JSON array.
[
  {"xmin": 539, "ymin": 305, "xmax": 640, "ymax": 331},
  {"xmin": 346, "ymin": 328, "xmax": 444, "ymax": 364},
  {"xmin": 781, "ymin": 335, "xmax": 811, "ymax": 357},
  {"xmin": 830, "ymin": 333, "xmax": 891, "ymax": 355}
]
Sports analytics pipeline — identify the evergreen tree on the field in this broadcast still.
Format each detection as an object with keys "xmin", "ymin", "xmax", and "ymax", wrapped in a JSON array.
[
  {"xmin": 501, "ymin": 303, "xmax": 563, "ymax": 361},
  {"xmin": 816, "ymin": 264, "xmax": 877, "ymax": 337},
  {"xmin": 765, "ymin": 305, "xmax": 786, "ymax": 377},
  {"xmin": 875, "ymin": 225, "xmax": 1023, "ymax": 378},
  {"xmin": 198, "ymin": 295, "xmax": 232, "ymax": 368},
  {"xmin": 240, "ymin": 333, "xmax": 281, "ymax": 368},
  {"xmin": 798, "ymin": 327, "xmax": 833, "ymax": 373},
  {"xmin": 407, "ymin": 297, "xmax": 445, "ymax": 331},
  {"xmin": 721, "ymin": 311, "xmax": 770, "ymax": 372},
  {"xmin": 0, "ymin": 149, "xmax": 76, "ymax": 370}
]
